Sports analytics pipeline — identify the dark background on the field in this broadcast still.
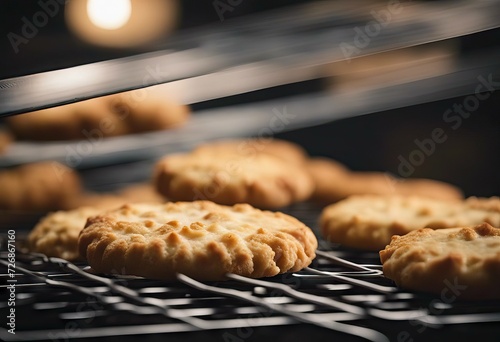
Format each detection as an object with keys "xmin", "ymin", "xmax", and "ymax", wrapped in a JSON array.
[
  {"xmin": 0, "ymin": 0, "xmax": 307, "ymax": 79},
  {"xmin": 1, "ymin": 0, "xmax": 499, "ymax": 197}
]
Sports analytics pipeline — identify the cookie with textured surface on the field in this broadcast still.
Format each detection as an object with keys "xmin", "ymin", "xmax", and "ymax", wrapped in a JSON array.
[
  {"xmin": 78, "ymin": 201, "xmax": 318, "ymax": 281},
  {"xmin": 154, "ymin": 151, "xmax": 313, "ymax": 208},
  {"xmin": 28, "ymin": 207, "xmax": 102, "ymax": 260},
  {"xmin": 379, "ymin": 223, "xmax": 500, "ymax": 300},
  {"xmin": 320, "ymin": 195, "xmax": 500, "ymax": 251}
]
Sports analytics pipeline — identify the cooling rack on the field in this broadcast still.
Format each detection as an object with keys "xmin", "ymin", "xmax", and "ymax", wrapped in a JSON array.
[{"xmin": 1, "ymin": 202, "xmax": 500, "ymax": 342}]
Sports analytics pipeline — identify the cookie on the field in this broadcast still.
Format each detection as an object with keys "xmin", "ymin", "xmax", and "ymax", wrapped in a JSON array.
[
  {"xmin": 29, "ymin": 184, "xmax": 167, "ymax": 260},
  {"xmin": 193, "ymin": 138, "xmax": 308, "ymax": 165},
  {"xmin": 394, "ymin": 178, "xmax": 463, "ymax": 201},
  {"xmin": 308, "ymin": 157, "xmax": 463, "ymax": 203},
  {"xmin": 5, "ymin": 98, "xmax": 114, "ymax": 141},
  {"xmin": 108, "ymin": 89, "xmax": 189, "ymax": 134},
  {"xmin": 78, "ymin": 201, "xmax": 318, "ymax": 281},
  {"xmin": 27, "ymin": 207, "xmax": 102, "ymax": 260},
  {"xmin": 379, "ymin": 223, "xmax": 500, "ymax": 300},
  {"xmin": 0, "ymin": 162, "xmax": 82, "ymax": 211},
  {"xmin": 6, "ymin": 89, "xmax": 189, "ymax": 141},
  {"xmin": 154, "ymin": 151, "xmax": 314, "ymax": 208},
  {"xmin": 320, "ymin": 195, "xmax": 500, "ymax": 251}
]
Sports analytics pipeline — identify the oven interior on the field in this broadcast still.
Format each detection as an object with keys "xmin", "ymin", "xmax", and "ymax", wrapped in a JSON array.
[{"xmin": 1, "ymin": 1, "xmax": 499, "ymax": 341}]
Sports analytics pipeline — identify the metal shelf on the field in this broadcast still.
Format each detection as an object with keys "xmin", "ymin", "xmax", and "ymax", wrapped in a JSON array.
[{"xmin": 1, "ymin": 202, "xmax": 499, "ymax": 342}]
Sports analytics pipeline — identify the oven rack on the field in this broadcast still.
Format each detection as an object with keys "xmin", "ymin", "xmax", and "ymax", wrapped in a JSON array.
[{"xmin": 1, "ymin": 203, "xmax": 500, "ymax": 342}]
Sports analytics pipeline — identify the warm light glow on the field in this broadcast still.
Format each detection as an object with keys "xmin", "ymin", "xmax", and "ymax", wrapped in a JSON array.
[
  {"xmin": 67, "ymin": 0, "xmax": 179, "ymax": 48},
  {"xmin": 87, "ymin": 0, "xmax": 132, "ymax": 30}
]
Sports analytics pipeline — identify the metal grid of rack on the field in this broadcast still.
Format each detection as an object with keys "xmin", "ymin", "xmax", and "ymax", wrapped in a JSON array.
[{"xmin": 1, "ymin": 202, "xmax": 500, "ymax": 342}]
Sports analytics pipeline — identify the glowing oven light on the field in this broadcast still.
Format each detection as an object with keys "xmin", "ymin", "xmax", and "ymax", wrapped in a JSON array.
[
  {"xmin": 66, "ymin": 0, "xmax": 179, "ymax": 47},
  {"xmin": 87, "ymin": 0, "xmax": 132, "ymax": 30}
]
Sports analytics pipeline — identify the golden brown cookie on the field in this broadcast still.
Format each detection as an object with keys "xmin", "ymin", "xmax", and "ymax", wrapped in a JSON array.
[
  {"xmin": 5, "ymin": 98, "xmax": 115, "ymax": 141},
  {"xmin": 6, "ymin": 89, "xmax": 189, "ymax": 141},
  {"xmin": 27, "ymin": 207, "xmax": 102, "ymax": 260},
  {"xmin": 380, "ymin": 223, "xmax": 500, "ymax": 300},
  {"xmin": 193, "ymin": 138, "xmax": 308, "ymax": 165},
  {"xmin": 308, "ymin": 158, "xmax": 463, "ymax": 203},
  {"xmin": 108, "ymin": 90, "xmax": 189, "ymax": 134},
  {"xmin": 78, "ymin": 201, "xmax": 318, "ymax": 281},
  {"xmin": 320, "ymin": 195, "xmax": 500, "ymax": 251},
  {"xmin": 0, "ymin": 162, "xmax": 82, "ymax": 211},
  {"xmin": 154, "ymin": 151, "xmax": 314, "ymax": 208}
]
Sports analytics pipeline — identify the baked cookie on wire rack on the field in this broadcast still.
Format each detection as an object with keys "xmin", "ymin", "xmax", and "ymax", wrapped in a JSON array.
[
  {"xmin": 27, "ymin": 207, "xmax": 102, "ymax": 261},
  {"xmin": 380, "ymin": 223, "xmax": 500, "ymax": 300},
  {"xmin": 320, "ymin": 195, "xmax": 500, "ymax": 251},
  {"xmin": 28, "ymin": 183, "xmax": 168, "ymax": 261},
  {"xmin": 154, "ymin": 151, "xmax": 313, "ymax": 208},
  {"xmin": 79, "ymin": 201, "xmax": 318, "ymax": 281}
]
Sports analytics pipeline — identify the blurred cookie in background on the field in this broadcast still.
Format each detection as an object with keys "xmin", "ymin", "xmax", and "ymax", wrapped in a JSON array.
[
  {"xmin": 193, "ymin": 138, "xmax": 309, "ymax": 165},
  {"xmin": 308, "ymin": 157, "xmax": 463, "ymax": 203},
  {"xmin": 109, "ymin": 89, "xmax": 189, "ymax": 134},
  {"xmin": 5, "ymin": 88, "xmax": 190, "ymax": 141},
  {"xmin": 154, "ymin": 150, "xmax": 313, "ymax": 208},
  {"xmin": 0, "ymin": 162, "xmax": 82, "ymax": 211}
]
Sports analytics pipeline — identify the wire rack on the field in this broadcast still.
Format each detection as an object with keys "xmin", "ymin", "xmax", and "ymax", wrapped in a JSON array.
[{"xmin": 1, "ymin": 202, "xmax": 500, "ymax": 342}]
